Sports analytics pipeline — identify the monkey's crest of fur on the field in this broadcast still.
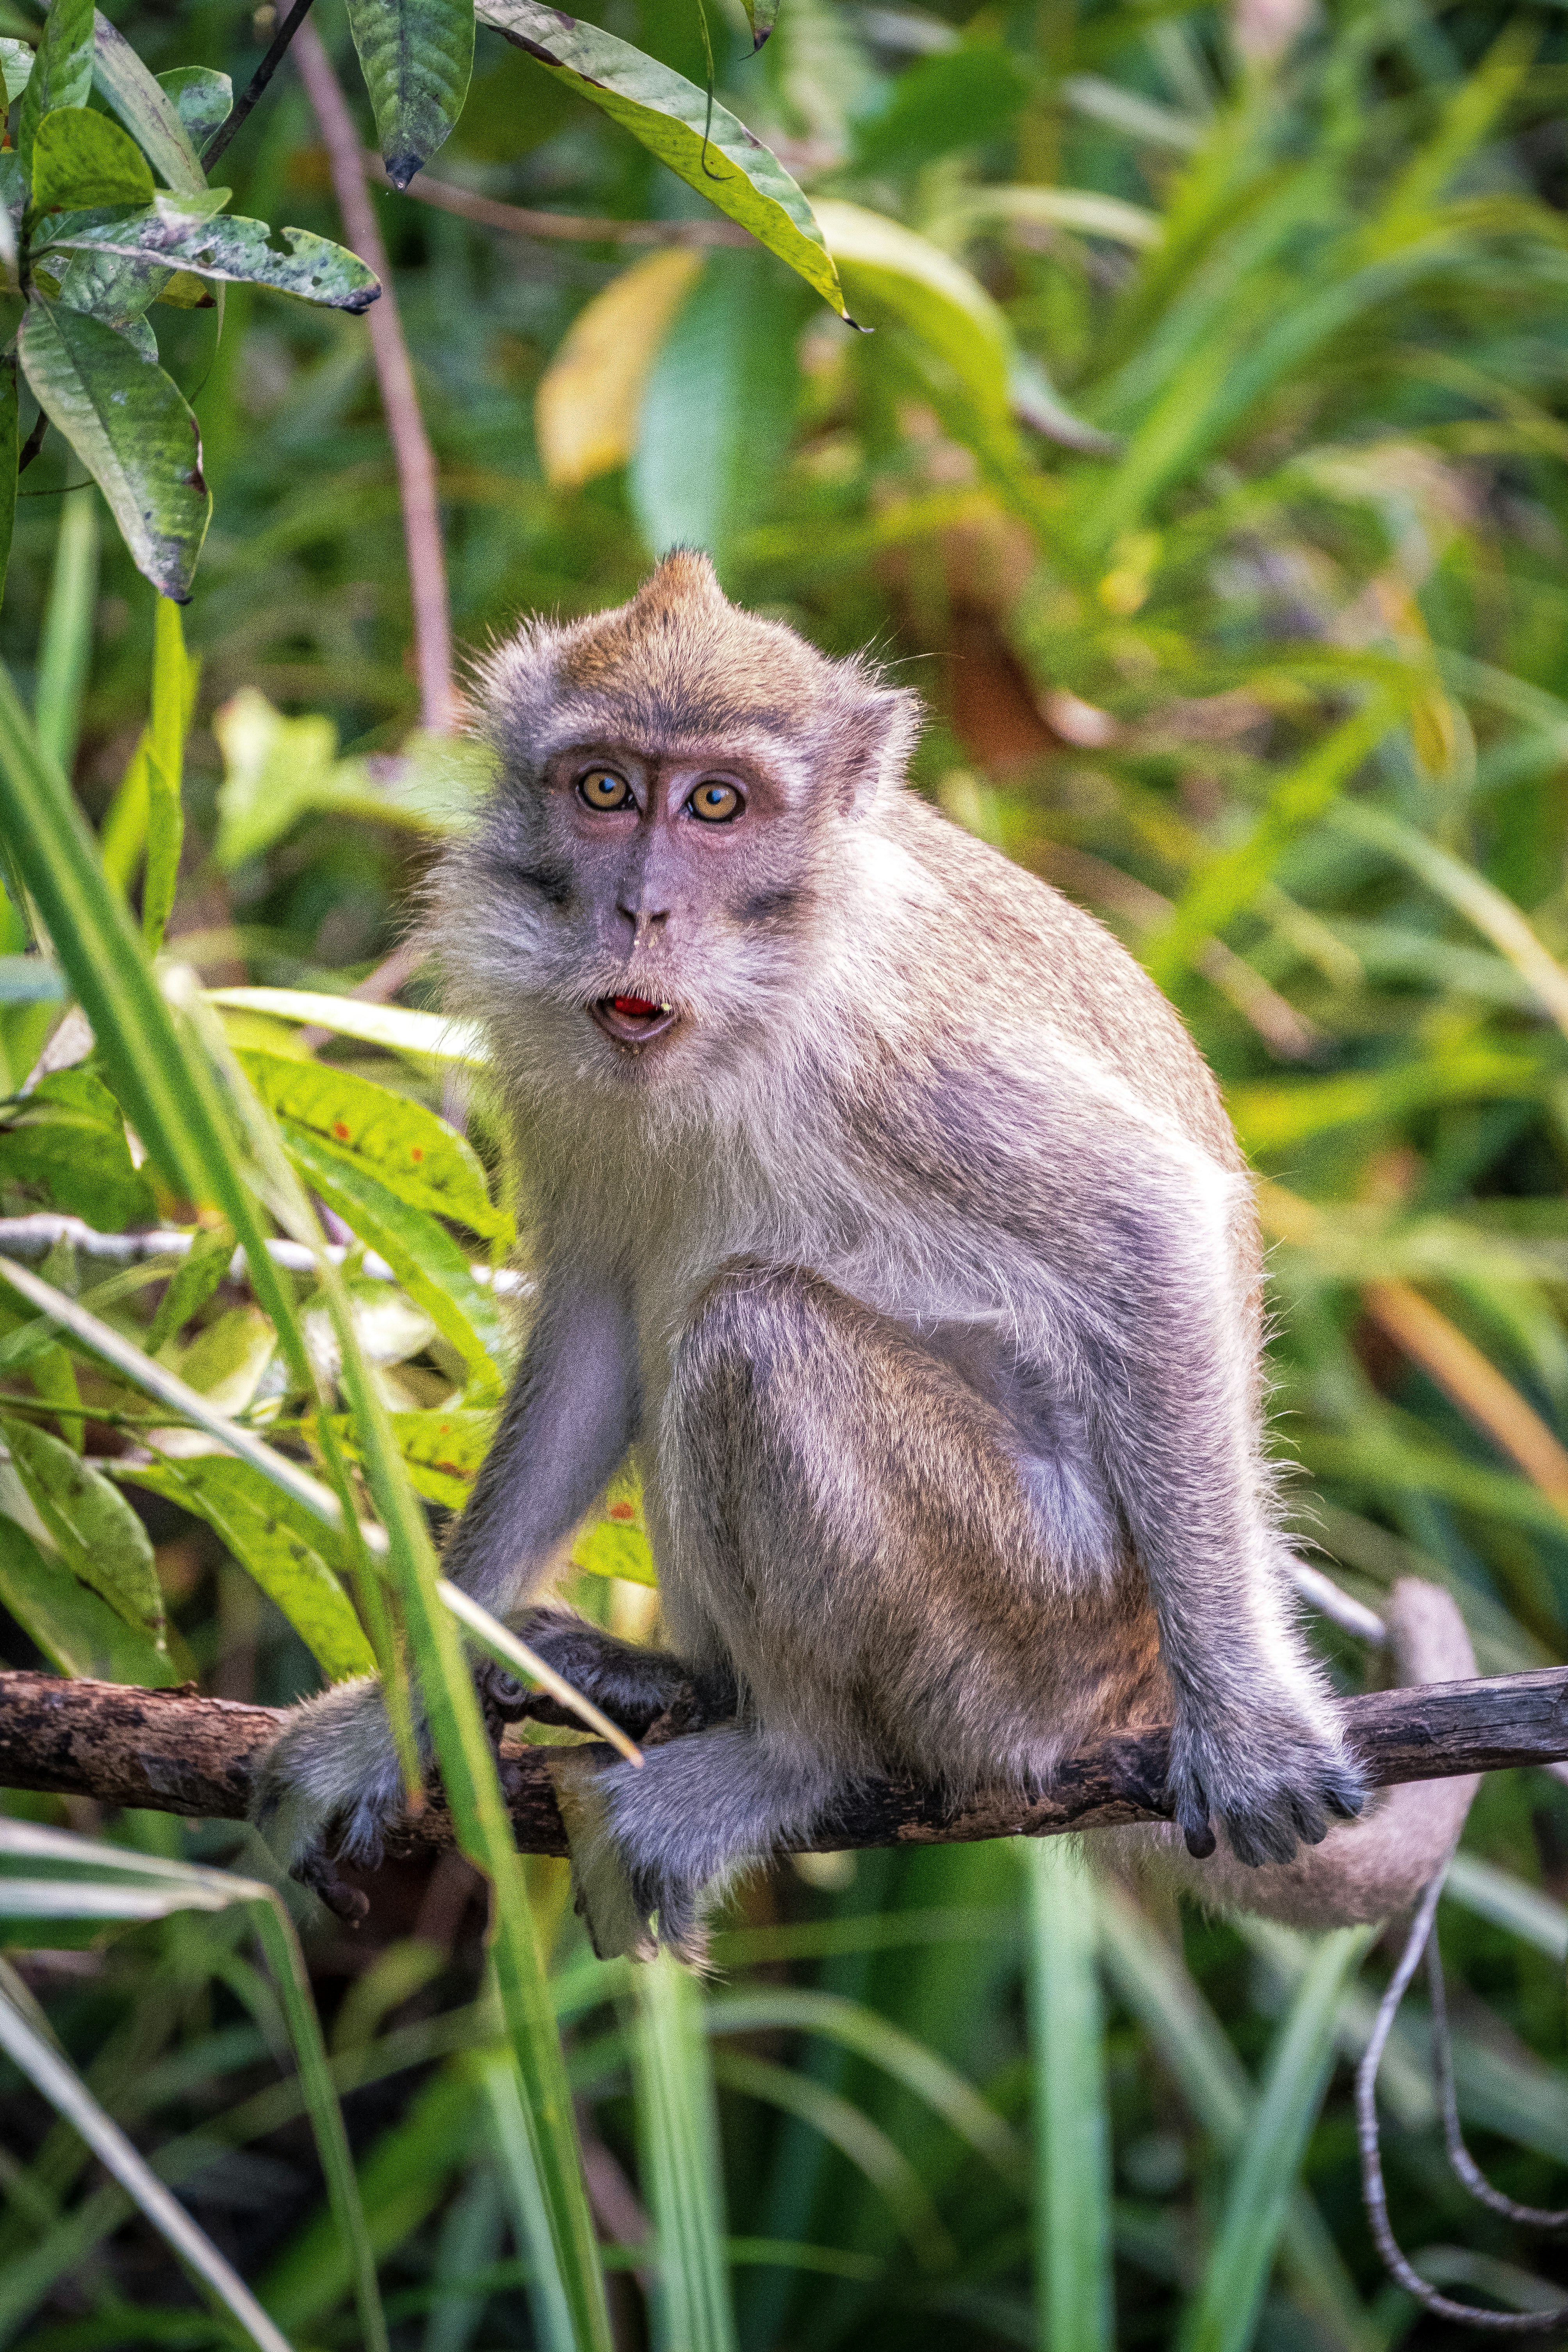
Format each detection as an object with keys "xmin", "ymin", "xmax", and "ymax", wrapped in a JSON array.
[{"xmin": 475, "ymin": 550, "xmax": 919, "ymax": 811}]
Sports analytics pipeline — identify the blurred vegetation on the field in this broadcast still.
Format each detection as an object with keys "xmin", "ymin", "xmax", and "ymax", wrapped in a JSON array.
[{"xmin": 4, "ymin": 0, "xmax": 1568, "ymax": 2343}]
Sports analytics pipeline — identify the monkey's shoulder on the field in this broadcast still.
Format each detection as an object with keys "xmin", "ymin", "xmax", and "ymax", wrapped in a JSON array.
[{"xmin": 872, "ymin": 792, "xmax": 1241, "ymax": 1169}]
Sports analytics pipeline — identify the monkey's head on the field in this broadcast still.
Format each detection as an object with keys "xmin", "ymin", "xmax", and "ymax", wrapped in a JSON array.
[{"xmin": 438, "ymin": 552, "xmax": 920, "ymax": 1105}]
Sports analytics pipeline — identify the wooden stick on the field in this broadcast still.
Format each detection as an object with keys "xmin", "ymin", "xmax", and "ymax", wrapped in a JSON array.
[
  {"xmin": 365, "ymin": 155, "xmax": 754, "ymax": 248},
  {"xmin": 294, "ymin": 23, "xmax": 454, "ymax": 736},
  {"xmin": 3, "ymin": 1666, "xmax": 1565, "ymax": 1863}
]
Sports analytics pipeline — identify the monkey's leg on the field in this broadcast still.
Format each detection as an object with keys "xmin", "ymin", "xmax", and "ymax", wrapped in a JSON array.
[{"xmin": 570, "ymin": 1260, "xmax": 1147, "ymax": 1960}]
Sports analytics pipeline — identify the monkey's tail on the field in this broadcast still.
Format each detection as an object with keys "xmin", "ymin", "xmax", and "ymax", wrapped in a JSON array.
[{"xmin": 1115, "ymin": 1578, "xmax": 1479, "ymax": 1929}]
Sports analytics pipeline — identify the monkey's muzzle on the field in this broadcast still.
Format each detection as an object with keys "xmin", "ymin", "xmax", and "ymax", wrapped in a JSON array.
[{"xmin": 591, "ymin": 993, "xmax": 679, "ymax": 1047}]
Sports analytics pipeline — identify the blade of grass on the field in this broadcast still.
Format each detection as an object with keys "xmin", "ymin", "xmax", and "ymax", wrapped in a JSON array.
[
  {"xmin": 1025, "ymin": 1837, "xmax": 1112, "ymax": 2352},
  {"xmin": 634, "ymin": 1951, "xmax": 739, "ymax": 2352},
  {"xmin": 33, "ymin": 494, "xmax": 100, "ymax": 778},
  {"xmin": 1175, "ymin": 1926, "xmax": 1376, "ymax": 2352}
]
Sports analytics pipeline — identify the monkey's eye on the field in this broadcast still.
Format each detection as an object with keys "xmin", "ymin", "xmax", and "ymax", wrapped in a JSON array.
[
  {"xmin": 578, "ymin": 769, "xmax": 633, "ymax": 812},
  {"xmin": 687, "ymin": 780, "xmax": 743, "ymax": 824}
]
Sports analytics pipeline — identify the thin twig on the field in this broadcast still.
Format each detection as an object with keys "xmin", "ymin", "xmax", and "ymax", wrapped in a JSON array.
[
  {"xmin": 1357, "ymin": 1874, "xmax": 1568, "ymax": 2329},
  {"xmin": 1427, "ymin": 1930, "xmax": 1568, "ymax": 2227},
  {"xmin": 0, "ymin": 1212, "xmax": 529, "ymax": 1295},
  {"xmin": 365, "ymin": 154, "xmax": 753, "ymax": 247},
  {"xmin": 294, "ymin": 22, "xmax": 454, "ymax": 734},
  {"xmin": 201, "ymin": 0, "xmax": 319, "ymax": 173}
]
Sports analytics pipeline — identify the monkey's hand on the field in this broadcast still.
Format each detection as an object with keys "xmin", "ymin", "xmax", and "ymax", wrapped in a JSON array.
[
  {"xmin": 479, "ymin": 1607, "xmax": 709, "ymax": 1741},
  {"xmin": 1167, "ymin": 1681, "xmax": 1366, "ymax": 1868},
  {"xmin": 250, "ymin": 1674, "xmax": 408, "ymax": 1920}
]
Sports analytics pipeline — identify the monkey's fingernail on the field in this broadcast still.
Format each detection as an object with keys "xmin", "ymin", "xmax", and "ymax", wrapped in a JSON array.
[{"xmin": 1183, "ymin": 1821, "xmax": 1218, "ymax": 1860}]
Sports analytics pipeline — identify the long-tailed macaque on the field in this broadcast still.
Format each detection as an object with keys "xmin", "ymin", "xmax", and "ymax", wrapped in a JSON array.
[{"xmin": 256, "ymin": 552, "xmax": 1476, "ymax": 1956}]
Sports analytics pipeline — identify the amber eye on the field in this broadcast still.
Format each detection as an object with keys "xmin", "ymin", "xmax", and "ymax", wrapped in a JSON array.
[
  {"xmin": 578, "ymin": 769, "xmax": 632, "ymax": 811},
  {"xmin": 688, "ymin": 780, "xmax": 742, "ymax": 824}
]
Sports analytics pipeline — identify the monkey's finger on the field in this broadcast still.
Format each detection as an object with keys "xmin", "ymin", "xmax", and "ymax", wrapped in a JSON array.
[
  {"xmin": 1324, "ymin": 1771, "xmax": 1366, "ymax": 1821},
  {"xmin": 1182, "ymin": 1819, "xmax": 1218, "ymax": 1860},
  {"xmin": 292, "ymin": 1848, "xmax": 369, "ymax": 1926}
]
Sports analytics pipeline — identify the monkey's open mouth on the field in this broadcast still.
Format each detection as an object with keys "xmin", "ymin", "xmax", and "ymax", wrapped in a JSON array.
[{"xmin": 590, "ymin": 994, "xmax": 680, "ymax": 1047}]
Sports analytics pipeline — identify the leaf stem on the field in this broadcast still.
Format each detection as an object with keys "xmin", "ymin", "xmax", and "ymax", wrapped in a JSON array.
[
  {"xmin": 293, "ymin": 20, "xmax": 454, "ymax": 735},
  {"xmin": 200, "ymin": 0, "xmax": 319, "ymax": 174}
]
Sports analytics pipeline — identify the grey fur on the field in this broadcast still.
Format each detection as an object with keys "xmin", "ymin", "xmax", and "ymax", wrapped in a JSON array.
[{"xmin": 254, "ymin": 552, "xmax": 1472, "ymax": 1954}]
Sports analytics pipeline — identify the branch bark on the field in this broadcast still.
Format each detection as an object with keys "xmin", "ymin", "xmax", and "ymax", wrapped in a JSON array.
[
  {"xmin": 3, "ymin": 1666, "xmax": 1566, "ymax": 1863},
  {"xmin": 294, "ymin": 22, "xmax": 454, "ymax": 735}
]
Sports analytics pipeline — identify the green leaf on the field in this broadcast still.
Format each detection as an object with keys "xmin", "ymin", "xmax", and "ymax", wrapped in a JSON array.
[
  {"xmin": 122, "ymin": 1454, "xmax": 375, "ymax": 1680},
  {"xmin": 238, "ymin": 1048, "xmax": 510, "ymax": 1240},
  {"xmin": 740, "ymin": 0, "xmax": 778, "ymax": 47},
  {"xmin": 572, "ymin": 1464, "xmax": 657, "ymax": 1587},
  {"xmin": 36, "ymin": 198, "xmax": 381, "ymax": 312},
  {"xmin": 157, "ymin": 66, "xmax": 230, "ymax": 151},
  {"xmin": 0, "ymin": 356, "xmax": 19, "ymax": 637},
  {"xmin": 0, "ymin": 1411, "xmax": 164, "ymax": 1642},
  {"xmin": 16, "ymin": 0, "xmax": 94, "ymax": 170},
  {"xmin": 145, "ymin": 1221, "xmax": 232, "ymax": 1354},
  {"xmin": 17, "ymin": 299, "xmax": 210, "ymax": 601},
  {"xmin": 346, "ymin": 0, "xmax": 472, "ymax": 189},
  {"xmin": 32, "ymin": 107, "xmax": 154, "ymax": 211},
  {"xmin": 337, "ymin": 1404, "xmax": 497, "ymax": 1509},
  {"xmin": 282, "ymin": 1123, "xmax": 508, "ymax": 1399},
  {"xmin": 207, "ymin": 984, "xmax": 488, "ymax": 1066},
  {"xmin": 160, "ymin": 1301, "xmax": 276, "ymax": 1412},
  {"xmin": 0, "ymin": 40, "xmax": 34, "ymax": 106},
  {"xmin": 812, "ymin": 199, "xmax": 1012, "ymax": 421},
  {"xmin": 852, "ymin": 44, "xmax": 1030, "ymax": 169},
  {"xmin": 141, "ymin": 595, "xmax": 192, "ymax": 953},
  {"xmin": 90, "ymin": 11, "xmax": 206, "ymax": 195},
  {"xmin": 475, "ymin": 0, "xmax": 848, "ymax": 318},
  {"xmin": 630, "ymin": 248, "xmax": 808, "ymax": 565},
  {"xmin": 0, "ymin": 1511, "xmax": 177, "ymax": 1683},
  {"xmin": 0, "ymin": 1066, "xmax": 157, "ymax": 1228}
]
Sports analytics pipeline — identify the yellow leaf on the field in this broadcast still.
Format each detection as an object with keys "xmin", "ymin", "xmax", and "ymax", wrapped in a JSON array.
[{"xmin": 535, "ymin": 249, "xmax": 703, "ymax": 490}]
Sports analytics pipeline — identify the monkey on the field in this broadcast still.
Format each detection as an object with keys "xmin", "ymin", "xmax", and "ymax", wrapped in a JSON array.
[{"xmin": 255, "ymin": 550, "xmax": 1478, "ymax": 1958}]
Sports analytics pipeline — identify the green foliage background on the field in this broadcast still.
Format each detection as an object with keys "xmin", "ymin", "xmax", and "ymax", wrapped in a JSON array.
[{"xmin": 3, "ymin": 0, "xmax": 1568, "ymax": 2343}]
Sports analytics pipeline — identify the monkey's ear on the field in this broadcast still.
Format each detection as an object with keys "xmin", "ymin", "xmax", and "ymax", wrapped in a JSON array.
[{"xmin": 832, "ymin": 682, "xmax": 923, "ymax": 816}]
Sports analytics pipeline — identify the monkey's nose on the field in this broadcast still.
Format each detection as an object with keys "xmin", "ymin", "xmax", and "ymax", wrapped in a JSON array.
[{"xmin": 617, "ymin": 896, "xmax": 671, "ymax": 953}]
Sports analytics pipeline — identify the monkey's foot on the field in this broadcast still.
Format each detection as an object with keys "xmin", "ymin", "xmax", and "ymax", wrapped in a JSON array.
[
  {"xmin": 548, "ymin": 1751, "xmax": 707, "ymax": 1964},
  {"xmin": 1168, "ymin": 1694, "xmax": 1366, "ymax": 1869}
]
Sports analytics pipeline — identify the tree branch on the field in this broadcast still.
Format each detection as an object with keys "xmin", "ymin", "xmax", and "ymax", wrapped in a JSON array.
[
  {"xmin": 364, "ymin": 156, "xmax": 754, "ymax": 248},
  {"xmin": 2, "ymin": 1666, "xmax": 1565, "ymax": 1863},
  {"xmin": 293, "ymin": 21, "xmax": 454, "ymax": 736}
]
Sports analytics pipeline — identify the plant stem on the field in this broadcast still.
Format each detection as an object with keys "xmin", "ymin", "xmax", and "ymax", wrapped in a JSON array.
[
  {"xmin": 200, "ymin": 0, "xmax": 319, "ymax": 173},
  {"xmin": 293, "ymin": 21, "xmax": 454, "ymax": 734}
]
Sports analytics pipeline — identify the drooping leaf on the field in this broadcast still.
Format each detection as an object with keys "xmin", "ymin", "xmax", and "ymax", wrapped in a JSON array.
[
  {"xmin": 476, "ymin": 0, "xmax": 849, "ymax": 318},
  {"xmin": 50, "ymin": 242, "xmax": 172, "ymax": 340},
  {"xmin": 18, "ymin": 299, "xmax": 210, "ymax": 601},
  {"xmin": 160, "ymin": 1302, "xmax": 277, "ymax": 1414},
  {"xmin": 631, "ymin": 247, "xmax": 809, "ymax": 564},
  {"xmin": 0, "ymin": 1511, "xmax": 178, "ymax": 1684},
  {"xmin": 123, "ymin": 1455, "xmax": 374, "ymax": 1680},
  {"xmin": 35, "ymin": 198, "xmax": 380, "ymax": 312},
  {"xmin": 90, "ymin": 11, "xmax": 206, "ymax": 194},
  {"xmin": 535, "ymin": 249, "xmax": 701, "ymax": 489},
  {"xmin": 32, "ymin": 107, "xmax": 155, "ymax": 212},
  {"xmin": 346, "ymin": 0, "xmax": 473, "ymax": 189},
  {"xmin": 741, "ymin": 0, "xmax": 779, "ymax": 47},
  {"xmin": 239, "ymin": 1048, "xmax": 511, "ymax": 1240},
  {"xmin": 281, "ymin": 1125, "xmax": 508, "ymax": 1400},
  {"xmin": 0, "ymin": 1412, "xmax": 164, "ymax": 1643},
  {"xmin": 16, "ymin": 0, "xmax": 94, "ymax": 169},
  {"xmin": 157, "ymin": 66, "xmax": 231, "ymax": 151},
  {"xmin": 0, "ymin": 1066, "xmax": 157, "ymax": 1228},
  {"xmin": 0, "ymin": 40, "xmax": 34, "ymax": 106}
]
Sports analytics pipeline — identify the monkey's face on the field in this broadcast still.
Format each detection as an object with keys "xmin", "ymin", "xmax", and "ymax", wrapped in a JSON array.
[{"xmin": 452, "ymin": 730, "xmax": 832, "ymax": 1092}]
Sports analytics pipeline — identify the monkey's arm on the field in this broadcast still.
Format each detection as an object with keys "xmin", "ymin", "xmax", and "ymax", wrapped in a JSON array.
[{"xmin": 253, "ymin": 1264, "xmax": 640, "ymax": 1872}]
